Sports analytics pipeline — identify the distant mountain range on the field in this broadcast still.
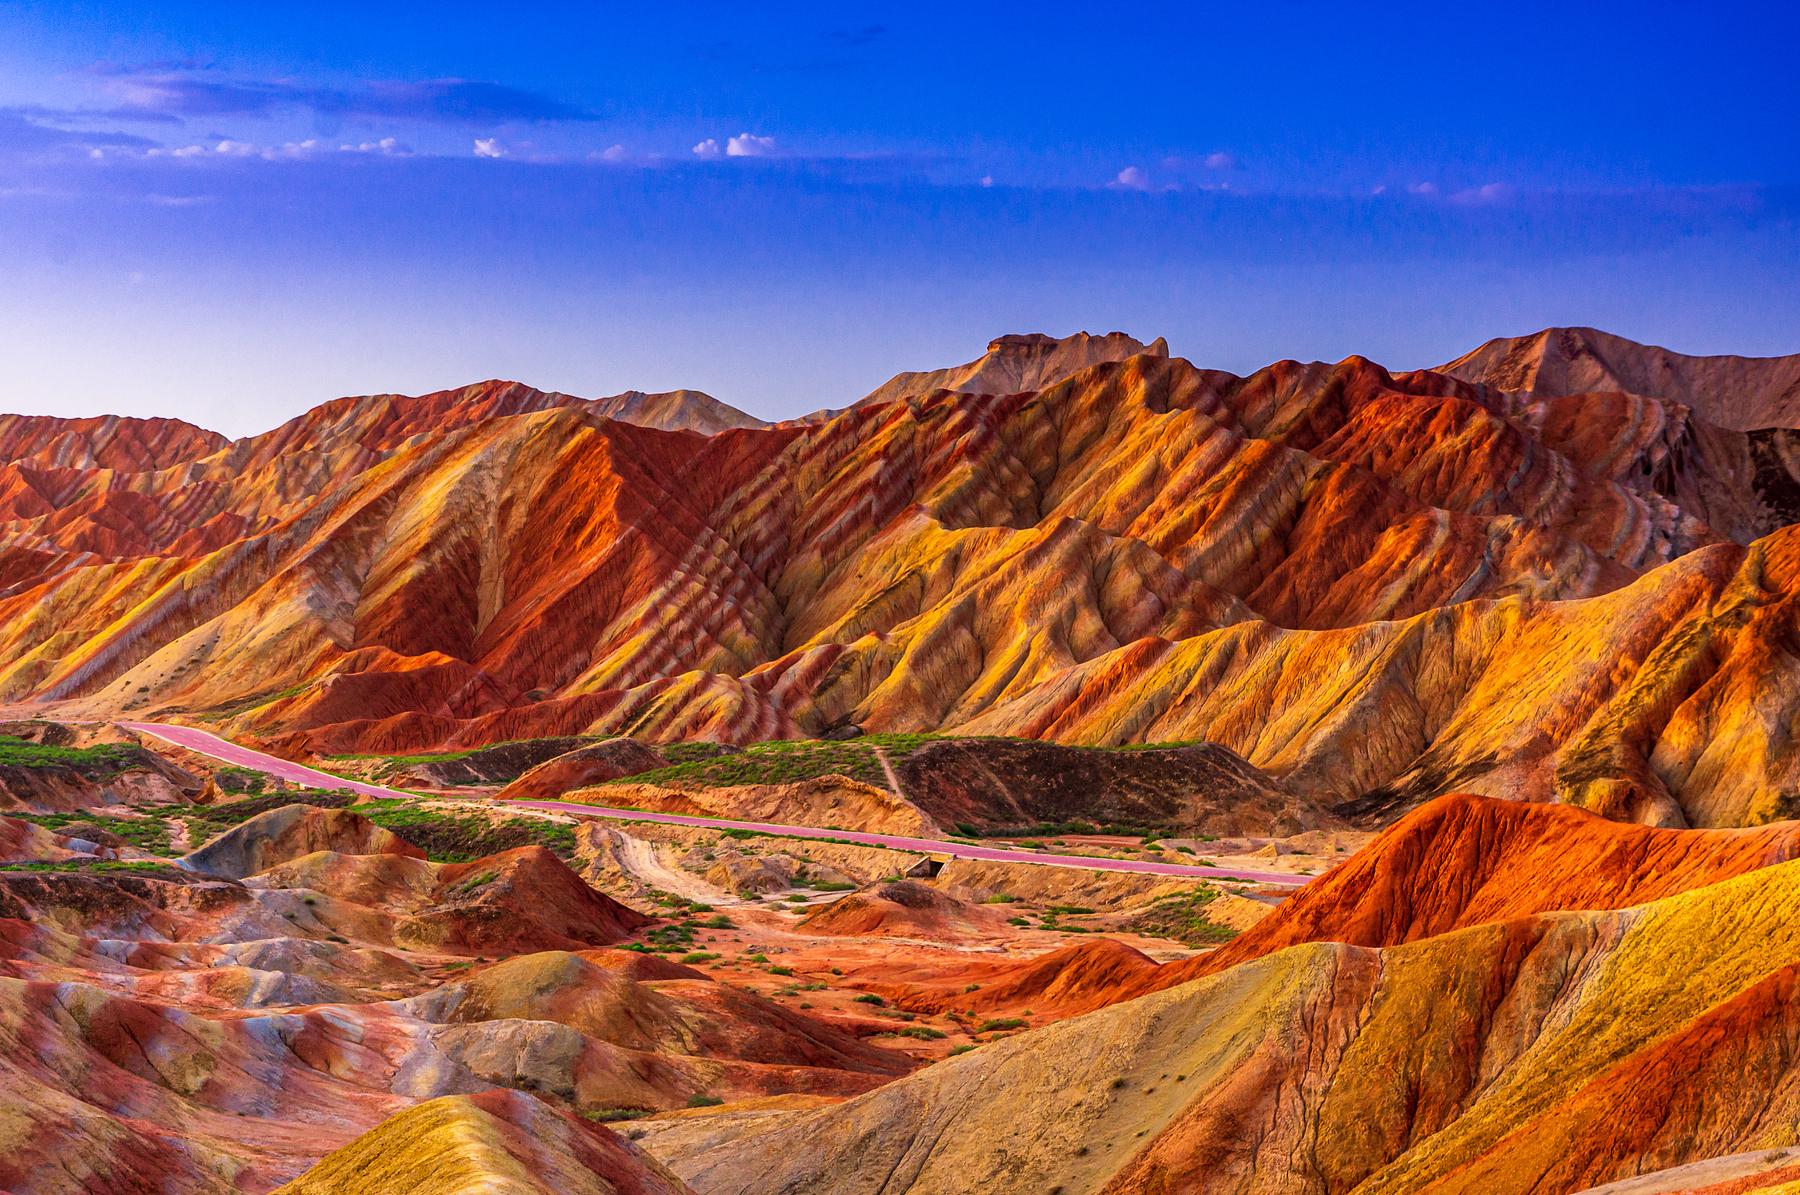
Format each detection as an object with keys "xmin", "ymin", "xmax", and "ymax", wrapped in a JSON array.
[{"xmin": 2, "ymin": 327, "xmax": 1797, "ymax": 830}]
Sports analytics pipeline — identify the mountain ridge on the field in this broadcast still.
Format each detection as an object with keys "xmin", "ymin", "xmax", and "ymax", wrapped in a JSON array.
[{"xmin": 1440, "ymin": 324, "xmax": 1800, "ymax": 431}]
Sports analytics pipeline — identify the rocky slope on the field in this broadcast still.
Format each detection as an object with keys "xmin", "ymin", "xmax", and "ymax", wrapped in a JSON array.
[
  {"xmin": 659, "ymin": 852, "xmax": 1800, "ymax": 1194},
  {"xmin": 877, "ymin": 793, "xmax": 1800, "ymax": 1016},
  {"xmin": 0, "ymin": 791, "xmax": 916, "ymax": 1193}
]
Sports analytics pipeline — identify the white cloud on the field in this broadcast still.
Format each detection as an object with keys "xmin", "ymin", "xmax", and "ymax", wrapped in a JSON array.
[
  {"xmin": 1450, "ymin": 181, "xmax": 1514, "ymax": 205},
  {"xmin": 725, "ymin": 132, "xmax": 775, "ymax": 157},
  {"xmin": 599, "ymin": 143, "xmax": 628, "ymax": 162},
  {"xmin": 134, "ymin": 136, "xmax": 408, "ymax": 162},
  {"xmin": 1407, "ymin": 181, "xmax": 1439, "ymax": 196},
  {"xmin": 340, "ymin": 137, "xmax": 408, "ymax": 155},
  {"xmin": 473, "ymin": 137, "xmax": 507, "ymax": 159},
  {"xmin": 1203, "ymin": 151, "xmax": 1235, "ymax": 170},
  {"xmin": 979, "ymin": 175, "xmax": 994, "ymax": 188},
  {"xmin": 692, "ymin": 138, "xmax": 721, "ymax": 158},
  {"xmin": 1111, "ymin": 165, "xmax": 1152, "ymax": 191}
]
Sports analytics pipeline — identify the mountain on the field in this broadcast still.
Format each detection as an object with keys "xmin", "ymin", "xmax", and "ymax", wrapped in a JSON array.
[
  {"xmin": 860, "ymin": 330, "xmax": 1168, "ymax": 405},
  {"xmin": 587, "ymin": 389, "xmax": 768, "ymax": 435},
  {"xmin": 4, "ymin": 339, "xmax": 1800, "ymax": 828},
  {"xmin": 1440, "ymin": 325, "xmax": 1800, "ymax": 431},
  {"xmin": 0, "ymin": 412, "xmax": 227, "ymax": 470},
  {"xmin": 802, "ymin": 330, "xmax": 1167, "ymax": 420}
]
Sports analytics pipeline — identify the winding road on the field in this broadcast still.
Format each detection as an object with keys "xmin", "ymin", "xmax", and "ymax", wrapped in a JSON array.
[{"xmin": 122, "ymin": 721, "xmax": 1307, "ymax": 887}]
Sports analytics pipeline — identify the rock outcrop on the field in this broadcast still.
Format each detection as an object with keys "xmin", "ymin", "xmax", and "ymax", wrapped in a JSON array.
[
  {"xmin": 497, "ymin": 739, "xmax": 672, "ymax": 801},
  {"xmin": 181, "ymin": 804, "xmax": 425, "ymax": 878}
]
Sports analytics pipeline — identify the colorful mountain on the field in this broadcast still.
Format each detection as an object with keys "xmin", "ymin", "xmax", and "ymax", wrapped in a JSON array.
[{"xmin": 2, "ymin": 332, "xmax": 1797, "ymax": 832}]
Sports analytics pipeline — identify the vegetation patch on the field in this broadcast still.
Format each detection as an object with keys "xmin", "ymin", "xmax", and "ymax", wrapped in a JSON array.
[
  {"xmin": 348, "ymin": 799, "xmax": 577, "ymax": 862},
  {"xmin": 0, "ymin": 859, "xmax": 189, "ymax": 878},
  {"xmin": 590, "ymin": 734, "xmax": 945, "ymax": 791},
  {"xmin": 12, "ymin": 810, "xmax": 177, "ymax": 855},
  {"xmin": 952, "ymin": 818, "xmax": 1171, "ymax": 839},
  {"xmin": 213, "ymin": 766, "xmax": 270, "ymax": 794},
  {"xmin": 1126, "ymin": 887, "xmax": 1238, "ymax": 946},
  {"xmin": 0, "ymin": 735, "xmax": 145, "ymax": 772}
]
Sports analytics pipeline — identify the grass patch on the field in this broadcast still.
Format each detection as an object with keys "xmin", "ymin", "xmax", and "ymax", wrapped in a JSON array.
[
  {"xmin": 685, "ymin": 1094, "xmax": 724, "ymax": 1108},
  {"xmin": 1127, "ymin": 887, "xmax": 1237, "ymax": 946},
  {"xmin": 0, "ymin": 735, "xmax": 144, "ymax": 772},
  {"xmin": 213, "ymin": 766, "xmax": 269, "ymax": 794},
  {"xmin": 349, "ymin": 799, "xmax": 578, "ymax": 862},
  {"xmin": 0, "ymin": 859, "xmax": 189, "ymax": 878},
  {"xmin": 887, "ymin": 1025, "xmax": 946, "ymax": 1040},
  {"xmin": 589, "ymin": 734, "xmax": 944, "ymax": 792},
  {"xmin": 12, "ymin": 811, "xmax": 178, "ymax": 855}
]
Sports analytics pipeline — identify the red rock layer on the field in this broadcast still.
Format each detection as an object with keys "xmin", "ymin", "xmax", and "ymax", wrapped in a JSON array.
[{"xmin": 1127, "ymin": 792, "xmax": 1800, "ymax": 998}]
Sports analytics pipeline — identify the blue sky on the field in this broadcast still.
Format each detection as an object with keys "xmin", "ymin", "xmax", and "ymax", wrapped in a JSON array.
[{"xmin": 1, "ymin": 1, "xmax": 1796, "ymax": 435}]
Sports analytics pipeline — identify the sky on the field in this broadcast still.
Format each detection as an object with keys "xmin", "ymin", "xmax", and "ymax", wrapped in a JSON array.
[{"xmin": 1, "ymin": 1, "xmax": 1796, "ymax": 436}]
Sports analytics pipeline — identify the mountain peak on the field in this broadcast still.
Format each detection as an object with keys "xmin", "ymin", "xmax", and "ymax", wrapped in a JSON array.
[
  {"xmin": 858, "ymin": 330, "xmax": 1169, "ymax": 409},
  {"xmin": 1440, "ymin": 325, "xmax": 1800, "ymax": 430}
]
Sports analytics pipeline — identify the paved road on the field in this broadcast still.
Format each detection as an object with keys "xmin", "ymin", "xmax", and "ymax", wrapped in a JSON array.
[
  {"xmin": 123, "ymin": 721, "xmax": 1307, "ymax": 887},
  {"xmin": 122, "ymin": 721, "xmax": 425, "ymax": 801}
]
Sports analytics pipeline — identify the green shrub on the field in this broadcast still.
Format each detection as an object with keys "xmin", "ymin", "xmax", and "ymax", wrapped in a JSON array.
[{"xmin": 582, "ymin": 1107, "xmax": 652, "ymax": 1122}]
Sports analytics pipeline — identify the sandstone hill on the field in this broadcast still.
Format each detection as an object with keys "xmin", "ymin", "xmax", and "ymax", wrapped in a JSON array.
[{"xmin": 273, "ymin": 1090, "xmax": 697, "ymax": 1195}]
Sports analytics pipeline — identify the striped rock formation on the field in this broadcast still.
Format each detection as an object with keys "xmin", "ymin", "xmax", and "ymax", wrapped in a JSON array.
[
  {"xmin": 657, "ymin": 847, "xmax": 1800, "ymax": 1195},
  {"xmin": 2, "ymin": 332, "xmax": 1798, "ymax": 827}
]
